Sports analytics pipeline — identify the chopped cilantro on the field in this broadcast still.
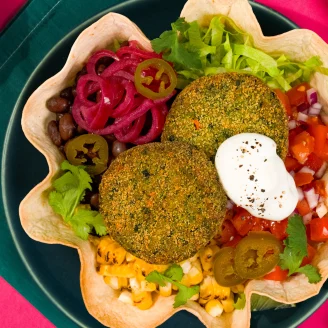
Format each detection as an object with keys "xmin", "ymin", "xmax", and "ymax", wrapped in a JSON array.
[
  {"xmin": 279, "ymin": 215, "xmax": 321, "ymax": 284},
  {"xmin": 48, "ymin": 161, "xmax": 107, "ymax": 240},
  {"xmin": 146, "ymin": 264, "xmax": 199, "ymax": 308}
]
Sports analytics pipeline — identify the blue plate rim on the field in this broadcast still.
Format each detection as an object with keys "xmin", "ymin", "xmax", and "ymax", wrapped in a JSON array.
[{"xmin": 2, "ymin": 0, "xmax": 326, "ymax": 327}]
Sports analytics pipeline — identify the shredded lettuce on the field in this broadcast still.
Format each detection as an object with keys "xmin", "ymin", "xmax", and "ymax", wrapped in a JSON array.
[{"xmin": 151, "ymin": 16, "xmax": 328, "ymax": 90}]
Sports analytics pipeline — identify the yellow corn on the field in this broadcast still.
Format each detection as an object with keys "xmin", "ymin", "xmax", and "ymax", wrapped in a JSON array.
[
  {"xmin": 103, "ymin": 276, "xmax": 128, "ymax": 290},
  {"xmin": 199, "ymin": 276, "xmax": 215, "ymax": 304},
  {"xmin": 134, "ymin": 259, "xmax": 168, "ymax": 282},
  {"xmin": 96, "ymin": 237, "xmax": 126, "ymax": 265},
  {"xmin": 190, "ymin": 293, "xmax": 199, "ymax": 301},
  {"xmin": 199, "ymin": 247, "xmax": 214, "ymax": 272},
  {"xmin": 98, "ymin": 263, "xmax": 135, "ymax": 278},
  {"xmin": 180, "ymin": 259, "xmax": 192, "ymax": 274},
  {"xmin": 205, "ymin": 299, "xmax": 224, "ymax": 317},
  {"xmin": 129, "ymin": 277, "xmax": 141, "ymax": 290},
  {"xmin": 212, "ymin": 279, "xmax": 231, "ymax": 301},
  {"xmin": 140, "ymin": 280, "xmax": 157, "ymax": 292},
  {"xmin": 132, "ymin": 291, "xmax": 153, "ymax": 310},
  {"xmin": 172, "ymin": 284, "xmax": 179, "ymax": 291},
  {"xmin": 126, "ymin": 252, "xmax": 137, "ymax": 263},
  {"xmin": 221, "ymin": 292, "xmax": 235, "ymax": 313},
  {"xmin": 118, "ymin": 290, "xmax": 133, "ymax": 305},
  {"xmin": 159, "ymin": 282, "xmax": 172, "ymax": 297},
  {"xmin": 181, "ymin": 259, "xmax": 203, "ymax": 286}
]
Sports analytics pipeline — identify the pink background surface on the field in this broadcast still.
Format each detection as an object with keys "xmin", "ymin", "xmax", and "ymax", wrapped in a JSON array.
[{"xmin": 0, "ymin": 0, "xmax": 327, "ymax": 327}]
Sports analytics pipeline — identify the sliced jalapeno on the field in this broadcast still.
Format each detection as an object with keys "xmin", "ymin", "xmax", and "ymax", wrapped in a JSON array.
[
  {"xmin": 213, "ymin": 247, "xmax": 246, "ymax": 287},
  {"xmin": 234, "ymin": 232, "xmax": 283, "ymax": 279},
  {"xmin": 65, "ymin": 134, "xmax": 108, "ymax": 175},
  {"xmin": 134, "ymin": 58, "xmax": 177, "ymax": 100}
]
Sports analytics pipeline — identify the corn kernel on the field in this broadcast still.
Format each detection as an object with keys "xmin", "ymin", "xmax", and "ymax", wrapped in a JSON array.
[
  {"xmin": 221, "ymin": 292, "xmax": 235, "ymax": 313},
  {"xmin": 159, "ymin": 282, "xmax": 172, "ymax": 297},
  {"xmin": 98, "ymin": 263, "xmax": 135, "ymax": 278},
  {"xmin": 140, "ymin": 280, "xmax": 157, "ymax": 292},
  {"xmin": 132, "ymin": 291, "xmax": 153, "ymax": 310},
  {"xmin": 205, "ymin": 299, "xmax": 224, "ymax": 317},
  {"xmin": 118, "ymin": 290, "xmax": 133, "ymax": 305},
  {"xmin": 126, "ymin": 253, "xmax": 136, "ymax": 263}
]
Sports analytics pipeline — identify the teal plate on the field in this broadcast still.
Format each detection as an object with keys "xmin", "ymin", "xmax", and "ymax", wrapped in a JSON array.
[{"xmin": 2, "ymin": 0, "xmax": 327, "ymax": 327}]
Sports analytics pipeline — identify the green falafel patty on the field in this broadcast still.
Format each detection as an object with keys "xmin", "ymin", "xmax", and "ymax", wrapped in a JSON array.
[
  {"xmin": 99, "ymin": 142, "xmax": 226, "ymax": 264},
  {"xmin": 162, "ymin": 73, "xmax": 288, "ymax": 160}
]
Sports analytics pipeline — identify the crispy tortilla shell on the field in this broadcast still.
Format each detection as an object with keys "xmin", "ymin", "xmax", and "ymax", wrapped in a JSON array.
[{"xmin": 20, "ymin": 1, "xmax": 328, "ymax": 327}]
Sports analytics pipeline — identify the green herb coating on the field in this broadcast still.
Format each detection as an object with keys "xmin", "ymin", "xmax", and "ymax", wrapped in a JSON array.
[
  {"xmin": 99, "ymin": 142, "xmax": 226, "ymax": 264},
  {"xmin": 162, "ymin": 72, "xmax": 288, "ymax": 160}
]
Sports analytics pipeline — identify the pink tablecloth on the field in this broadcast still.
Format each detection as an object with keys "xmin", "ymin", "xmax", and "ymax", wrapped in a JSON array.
[{"xmin": 0, "ymin": 0, "xmax": 327, "ymax": 327}]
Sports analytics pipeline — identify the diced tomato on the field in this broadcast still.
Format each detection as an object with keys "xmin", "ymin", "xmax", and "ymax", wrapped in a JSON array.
[
  {"xmin": 275, "ymin": 89, "xmax": 292, "ymax": 117},
  {"xmin": 314, "ymin": 180, "xmax": 327, "ymax": 197},
  {"xmin": 294, "ymin": 172, "xmax": 314, "ymax": 186},
  {"xmin": 219, "ymin": 220, "xmax": 238, "ymax": 244},
  {"xmin": 307, "ymin": 116, "xmax": 319, "ymax": 126},
  {"xmin": 264, "ymin": 265, "xmax": 289, "ymax": 281},
  {"xmin": 304, "ymin": 153, "xmax": 324, "ymax": 172},
  {"xmin": 290, "ymin": 131, "xmax": 315, "ymax": 164},
  {"xmin": 301, "ymin": 244, "xmax": 317, "ymax": 266},
  {"xmin": 307, "ymin": 124, "xmax": 328, "ymax": 161},
  {"xmin": 251, "ymin": 218, "xmax": 270, "ymax": 232},
  {"xmin": 296, "ymin": 198, "xmax": 311, "ymax": 216},
  {"xmin": 270, "ymin": 219, "xmax": 288, "ymax": 240},
  {"xmin": 231, "ymin": 208, "xmax": 255, "ymax": 236},
  {"xmin": 284, "ymin": 156, "xmax": 302, "ymax": 172},
  {"xmin": 310, "ymin": 217, "xmax": 328, "ymax": 242},
  {"xmin": 223, "ymin": 235, "xmax": 242, "ymax": 248},
  {"xmin": 286, "ymin": 82, "xmax": 311, "ymax": 107}
]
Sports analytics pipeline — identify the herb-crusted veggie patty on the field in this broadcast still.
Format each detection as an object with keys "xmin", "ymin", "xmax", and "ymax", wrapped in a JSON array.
[
  {"xmin": 99, "ymin": 142, "xmax": 226, "ymax": 264},
  {"xmin": 161, "ymin": 73, "xmax": 288, "ymax": 160}
]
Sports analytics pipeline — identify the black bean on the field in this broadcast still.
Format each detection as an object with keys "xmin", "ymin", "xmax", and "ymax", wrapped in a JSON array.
[
  {"xmin": 112, "ymin": 140, "xmax": 127, "ymax": 157},
  {"xmin": 59, "ymin": 113, "xmax": 76, "ymax": 141},
  {"xmin": 46, "ymin": 96, "xmax": 69, "ymax": 113},
  {"xmin": 90, "ymin": 193, "xmax": 99, "ymax": 210},
  {"xmin": 75, "ymin": 66, "xmax": 87, "ymax": 84},
  {"xmin": 60, "ymin": 87, "xmax": 74, "ymax": 103},
  {"xmin": 48, "ymin": 120, "xmax": 62, "ymax": 146},
  {"xmin": 76, "ymin": 125, "xmax": 86, "ymax": 135}
]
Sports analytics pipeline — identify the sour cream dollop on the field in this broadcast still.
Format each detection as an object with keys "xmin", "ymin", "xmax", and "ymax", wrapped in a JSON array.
[{"xmin": 215, "ymin": 133, "xmax": 298, "ymax": 221}]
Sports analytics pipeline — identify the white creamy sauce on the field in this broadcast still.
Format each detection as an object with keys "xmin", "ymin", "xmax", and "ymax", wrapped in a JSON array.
[{"xmin": 215, "ymin": 133, "xmax": 298, "ymax": 221}]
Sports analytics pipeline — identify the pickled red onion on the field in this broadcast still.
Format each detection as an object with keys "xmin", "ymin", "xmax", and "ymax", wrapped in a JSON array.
[{"xmin": 72, "ymin": 40, "xmax": 176, "ymax": 144}]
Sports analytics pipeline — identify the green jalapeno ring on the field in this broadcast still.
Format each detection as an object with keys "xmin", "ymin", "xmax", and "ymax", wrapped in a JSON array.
[
  {"xmin": 134, "ymin": 58, "xmax": 177, "ymax": 100},
  {"xmin": 65, "ymin": 134, "xmax": 109, "ymax": 175},
  {"xmin": 234, "ymin": 231, "xmax": 283, "ymax": 280}
]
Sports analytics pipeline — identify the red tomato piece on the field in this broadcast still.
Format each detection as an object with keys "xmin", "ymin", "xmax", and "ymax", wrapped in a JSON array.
[
  {"xmin": 301, "ymin": 244, "xmax": 317, "ymax": 266},
  {"xmin": 314, "ymin": 180, "xmax": 327, "ymax": 198},
  {"xmin": 286, "ymin": 82, "xmax": 311, "ymax": 107},
  {"xmin": 308, "ymin": 124, "xmax": 328, "ymax": 160},
  {"xmin": 222, "ymin": 235, "xmax": 242, "ymax": 248},
  {"xmin": 263, "ymin": 265, "xmax": 289, "ymax": 281},
  {"xmin": 231, "ymin": 208, "xmax": 254, "ymax": 236},
  {"xmin": 219, "ymin": 220, "xmax": 238, "ymax": 244},
  {"xmin": 304, "ymin": 153, "xmax": 324, "ymax": 172},
  {"xmin": 270, "ymin": 219, "xmax": 288, "ymax": 240},
  {"xmin": 284, "ymin": 156, "xmax": 302, "ymax": 172},
  {"xmin": 296, "ymin": 198, "xmax": 311, "ymax": 216},
  {"xmin": 294, "ymin": 172, "xmax": 314, "ymax": 187},
  {"xmin": 290, "ymin": 131, "xmax": 315, "ymax": 164},
  {"xmin": 310, "ymin": 217, "xmax": 328, "ymax": 242},
  {"xmin": 275, "ymin": 89, "xmax": 292, "ymax": 117}
]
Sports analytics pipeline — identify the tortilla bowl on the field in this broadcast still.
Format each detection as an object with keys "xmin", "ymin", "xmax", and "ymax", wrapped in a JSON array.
[{"xmin": 19, "ymin": 0, "xmax": 328, "ymax": 327}]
